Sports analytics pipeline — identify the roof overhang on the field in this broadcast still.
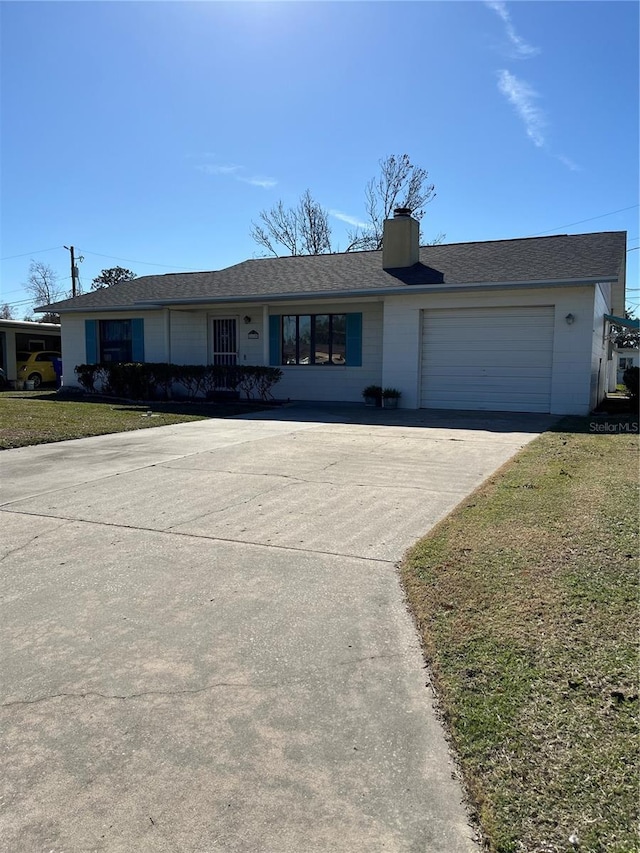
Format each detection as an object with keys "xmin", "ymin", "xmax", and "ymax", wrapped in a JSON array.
[
  {"xmin": 605, "ymin": 313, "xmax": 639, "ymax": 330},
  {"xmin": 0, "ymin": 318, "xmax": 62, "ymax": 330},
  {"xmin": 42, "ymin": 276, "xmax": 616, "ymax": 314}
]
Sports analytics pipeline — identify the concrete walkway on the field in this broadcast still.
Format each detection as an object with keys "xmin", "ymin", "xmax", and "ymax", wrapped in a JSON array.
[{"xmin": 0, "ymin": 405, "xmax": 555, "ymax": 852}]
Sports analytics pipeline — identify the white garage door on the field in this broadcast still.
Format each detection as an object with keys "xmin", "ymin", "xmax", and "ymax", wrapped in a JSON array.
[{"xmin": 420, "ymin": 306, "xmax": 554, "ymax": 413}]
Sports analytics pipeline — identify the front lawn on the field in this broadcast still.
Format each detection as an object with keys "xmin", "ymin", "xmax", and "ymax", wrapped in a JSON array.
[
  {"xmin": 0, "ymin": 391, "xmax": 269, "ymax": 449},
  {"xmin": 401, "ymin": 418, "xmax": 639, "ymax": 853}
]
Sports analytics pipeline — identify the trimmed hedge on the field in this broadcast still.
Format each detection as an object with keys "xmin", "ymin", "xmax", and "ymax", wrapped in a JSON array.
[{"xmin": 74, "ymin": 363, "xmax": 283, "ymax": 402}]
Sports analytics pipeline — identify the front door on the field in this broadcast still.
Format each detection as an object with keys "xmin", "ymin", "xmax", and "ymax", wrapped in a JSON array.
[{"xmin": 211, "ymin": 318, "xmax": 238, "ymax": 366}]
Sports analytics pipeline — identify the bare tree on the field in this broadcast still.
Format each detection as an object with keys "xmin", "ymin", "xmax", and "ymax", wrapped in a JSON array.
[
  {"xmin": 251, "ymin": 190, "xmax": 332, "ymax": 257},
  {"xmin": 1, "ymin": 303, "xmax": 13, "ymax": 319},
  {"xmin": 346, "ymin": 154, "xmax": 438, "ymax": 251},
  {"xmin": 249, "ymin": 155, "xmax": 441, "ymax": 257},
  {"xmin": 24, "ymin": 261, "xmax": 64, "ymax": 306}
]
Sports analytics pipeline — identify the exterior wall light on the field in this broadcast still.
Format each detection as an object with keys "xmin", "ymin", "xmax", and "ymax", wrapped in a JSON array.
[
  {"xmin": 565, "ymin": 313, "xmax": 575, "ymax": 325},
  {"xmin": 243, "ymin": 315, "xmax": 252, "ymax": 324}
]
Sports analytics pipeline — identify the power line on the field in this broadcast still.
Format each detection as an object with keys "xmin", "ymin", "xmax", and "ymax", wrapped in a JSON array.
[
  {"xmin": 527, "ymin": 204, "xmax": 639, "ymax": 237},
  {"xmin": 81, "ymin": 249, "xmax": 201, "ymax": 271},
  {"xmin": 1, "ymin": 297, "xmax": 37, "ymax": 309},
  {"xmin": 3, "ymin": 203, "xmax": 638, "ymax": 282},
  {"xmin": 0, "ymin": 246, "xmax": 62, "ymax": 262}
]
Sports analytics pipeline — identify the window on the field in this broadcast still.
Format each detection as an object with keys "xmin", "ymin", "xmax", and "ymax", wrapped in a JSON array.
[
  {"xmin": 86, "ymin": 319, "xmax": 144, "ymax": 364},
  {"xmin": 99, "ymin": 319, "xmax": 132, "ymax": 362},
  {"xmin": 282, "ymin": 314, "xmax": 346, "ymax": 365}
]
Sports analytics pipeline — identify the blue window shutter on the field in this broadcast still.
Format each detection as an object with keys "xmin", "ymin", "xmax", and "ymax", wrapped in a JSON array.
[
  {"xmin": 131, "ymin": 318, "xmax": 145, "ymax": 362},
  {"xmin": 345, "ymin": 313, "xmax": 362, "ymax": 367},
  {"xmin": 85, "ymin": 319, "xmax": 98, "ymax": 363},
  {"xmin": 269, "ymin": 315, "xmax": 281, "ymax": 366}
]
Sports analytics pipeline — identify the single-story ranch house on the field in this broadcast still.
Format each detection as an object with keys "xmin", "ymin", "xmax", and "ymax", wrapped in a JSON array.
[{"xmin": 40, "ymin": 211, "xmax": 628, "ymax": 415}]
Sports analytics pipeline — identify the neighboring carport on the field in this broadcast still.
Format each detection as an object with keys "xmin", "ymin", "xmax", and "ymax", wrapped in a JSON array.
[{"xmin": 0, "ymin": 318, "xmax": 61, "ymax": 381}]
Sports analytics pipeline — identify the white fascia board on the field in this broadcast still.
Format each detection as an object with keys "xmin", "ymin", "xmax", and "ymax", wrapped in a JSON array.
[
  {"xmin": 45, "ymin": 276, "xmax": 615, "ymax": 313},
  {"xmin": 133, "ymin": 277, "xmax": 612, "ymax": 307},
  {"xmin": 0, "ymin": 318, "xmax": 61, "ymax": 330}
]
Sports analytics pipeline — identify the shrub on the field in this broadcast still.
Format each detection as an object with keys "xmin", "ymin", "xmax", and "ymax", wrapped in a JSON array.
[
  {"xmin": 623, "ymin": 365, "xmax": 639, "ymax": 401},
  {"xmin": 175, "ymin": 365, "xmax": 206, "ymax": 400},
  {"xmin": 362, "ymin": 385, "xmax": 382, "ymax": 401},
  {"xmin": 74, "ymin": 364, "xmax": 102, "ymax": 393},
  {"xmin": 382, "ymin": 387, "xmax": 401, "ymax": 399},
  {"xmin": 202, "ymin": 365, "xmax": 242, "ymax": 397},
  {"xmin": 102, "ymin": 362, "xmax": 153, "ymax": 400},
  {"xmin": 252, "ymin": 366, "xmax": 284, "ymax": 401},
  {"xmin": 74, "ymin": 362, "xmax": 284, "ymax": 402},
  {"xmin": 148, "ymin": 363, "xmax": 178, "ymax": 400}
]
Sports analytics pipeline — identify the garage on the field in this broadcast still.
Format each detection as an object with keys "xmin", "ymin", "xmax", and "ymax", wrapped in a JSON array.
[{"xmin": 420, "ymin": 306, "xmax": 555, "ymax": 413}]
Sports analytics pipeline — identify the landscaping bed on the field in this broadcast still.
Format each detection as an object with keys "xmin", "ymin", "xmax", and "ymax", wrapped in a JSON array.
[
  {"xmin": 401, "ymin": 417, "xmax": 639, "ymax": 853},
  {"xmin": 0, "ymin": 390, "xmax": 272, "ymax": 449}
]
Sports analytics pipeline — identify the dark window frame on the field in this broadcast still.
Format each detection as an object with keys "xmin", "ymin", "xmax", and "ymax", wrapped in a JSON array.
[
  {"xmin": 99, "ymin": 319, "xmax": 133, "ymax": 363},
  {"xmin": 281, "ymin": 313, "xmax": 347, "ymax": 366}
]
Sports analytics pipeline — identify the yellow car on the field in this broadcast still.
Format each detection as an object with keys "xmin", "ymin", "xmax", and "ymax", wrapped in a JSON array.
[{"xmin": 18, "ymin": 351, "xmax": 61, "ymax": 388}]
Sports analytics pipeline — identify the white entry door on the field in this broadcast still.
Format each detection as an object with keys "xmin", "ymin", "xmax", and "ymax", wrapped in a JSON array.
[{"xmin": 211, "ymin": 318, "xmax": 238, "ymax": 366}]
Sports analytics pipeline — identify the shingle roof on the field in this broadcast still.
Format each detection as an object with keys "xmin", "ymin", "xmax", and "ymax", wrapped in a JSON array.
[{"xmin": 40, "ymin": 231, "xmax": 626, "ymax": 313}]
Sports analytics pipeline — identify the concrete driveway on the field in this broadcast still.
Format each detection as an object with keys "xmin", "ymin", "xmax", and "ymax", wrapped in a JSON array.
[{"xmin": 0, "ymin": 404, "xmax": 555, "ymax": 852}]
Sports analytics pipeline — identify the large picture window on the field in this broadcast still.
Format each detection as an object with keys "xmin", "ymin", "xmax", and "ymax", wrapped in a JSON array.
[
  {"xmin": 99, "ymin": 319, "xmax": 132, "ymax": 362},
  {"xmin": 282, "ymin": 314, "xmax": 346, "ymax": 365}
]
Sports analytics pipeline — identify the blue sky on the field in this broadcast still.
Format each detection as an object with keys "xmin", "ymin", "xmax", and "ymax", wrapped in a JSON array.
[{"xmin": 1, "ymin": 1, "xmax": 638, "ymax": 316}]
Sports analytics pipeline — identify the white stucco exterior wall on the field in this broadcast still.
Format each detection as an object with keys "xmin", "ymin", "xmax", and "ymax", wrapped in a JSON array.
[
  {"xmin": 161, "ymin": 300, "xmax": 383, "ymax": 402},
  {"xmin": 169, "ymin": 310, "xmax": 208, "ymax": 365},
  {"xmin": 60, "ymin": 310, "xmax": 166, "ymax": 386},
  {"xmin": 590, "ymin": 283, "xmax": 611, "ymax": 409},
  {"xmin": 265, "ymin": 300, "xmax": 383, "ymax": 402},
  {"xmin": 59, "ymin": 286, "xmax": 612, "ymax": 415},
  {"xmin": 381, "ymin": 285, "xmax": 598, "ymax": 415}
]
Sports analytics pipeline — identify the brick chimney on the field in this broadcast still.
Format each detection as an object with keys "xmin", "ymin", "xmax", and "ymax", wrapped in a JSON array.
[{"xmin": 382, "ymin": 207, "xmax": 419, "ymax": 269}]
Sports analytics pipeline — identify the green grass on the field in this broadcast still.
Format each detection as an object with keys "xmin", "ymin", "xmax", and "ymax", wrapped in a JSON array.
[
  {"xmin": 401, "ymin": 420, "xmax": 639, "ymax": 853},
  {"xmin": 0, "ymin": 390, "xmax": 269, "ymax": 449}
]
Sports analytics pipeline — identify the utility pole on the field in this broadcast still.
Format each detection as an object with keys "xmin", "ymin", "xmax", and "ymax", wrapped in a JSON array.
[{"xmin": 63, "ymin": 245, "xmax": 79, "ymax": 297}]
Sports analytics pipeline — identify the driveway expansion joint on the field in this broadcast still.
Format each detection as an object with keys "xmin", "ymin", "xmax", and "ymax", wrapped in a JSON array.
[{"xmin": 0, "ymin": 507, "xmax": 396, "ymax": 564}]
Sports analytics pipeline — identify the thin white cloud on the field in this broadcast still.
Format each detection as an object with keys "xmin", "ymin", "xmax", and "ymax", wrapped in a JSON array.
[
  {"xmin": 486, "ymin": 1, "xmax": 540, "ymax": 58},
  {"xmin": 195, "ymin": 161, "xmax": 276, "ymax": 188},
  {"xmin": 497, "ymin": 69, "xmax": 546, "ymax": 147},
  {"xmin": 555, "ymin": 154, "xmax": 581, "ymax": 172},
  {"xmin": 239, "ymin": 176, "xmax": 278, "ymax": 189},
  {"xmin": 196, "ymin": 163, "xmax": 242, "ymax": 176},
  {"xmin": 329, "ymin": 209, "xmax": 369, "ymax": 229}
]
